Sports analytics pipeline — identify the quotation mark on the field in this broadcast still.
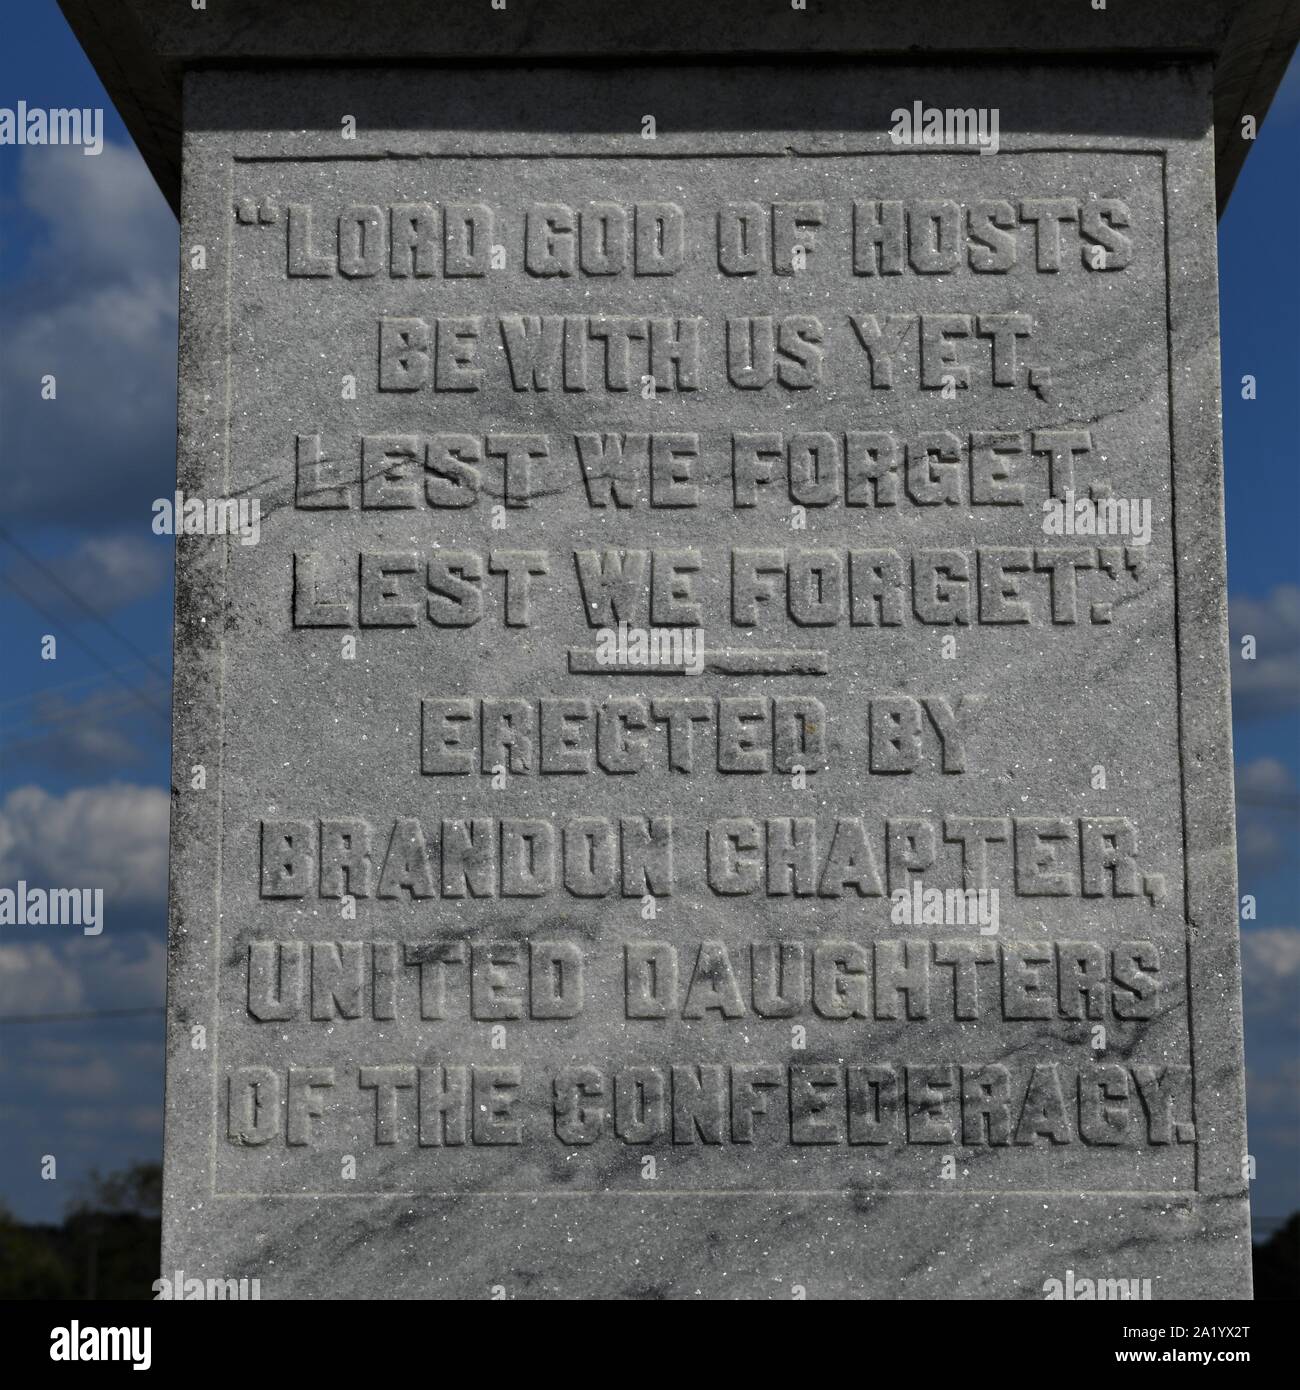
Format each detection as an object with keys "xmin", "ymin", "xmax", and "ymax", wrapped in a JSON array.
[{"xmin": 235, "ymin": 196, "xmax": 280, "ymax": 225}]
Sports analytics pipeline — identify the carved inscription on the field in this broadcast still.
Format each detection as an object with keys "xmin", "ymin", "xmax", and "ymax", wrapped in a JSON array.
[{"xmin": 215, "ymin": 152, "xmax": 1187, "ymax": 1194}]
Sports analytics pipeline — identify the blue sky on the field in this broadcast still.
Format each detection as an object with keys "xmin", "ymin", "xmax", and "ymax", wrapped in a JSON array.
[
  {"xmin": 0, "ymin": 3, "xmax": 174, "ymax": 1223},
  {"xmin": 1219, "ymin": 50, "xmax": 1300, "ymax": 1233},
  {"xmin": 0, "ymin": 5, "xmax": 1296, "ymax": 1232}
]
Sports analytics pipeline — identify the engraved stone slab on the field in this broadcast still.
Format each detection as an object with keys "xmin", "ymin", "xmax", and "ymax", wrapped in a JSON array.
[{"xmin": 163, "ymin": 64, "xmax": 1250, "ymax": 1298}]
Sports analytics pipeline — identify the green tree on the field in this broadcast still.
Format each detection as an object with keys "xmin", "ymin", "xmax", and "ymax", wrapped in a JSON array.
[{"xmin": 0, "ymin": 1204, "xmax": 74, "ymax": 1299}]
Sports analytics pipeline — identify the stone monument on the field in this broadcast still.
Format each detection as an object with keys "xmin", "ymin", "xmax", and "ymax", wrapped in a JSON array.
[{"xmin": 60, "ymin": 0, "xmax": 1299, "ymax": 1298}]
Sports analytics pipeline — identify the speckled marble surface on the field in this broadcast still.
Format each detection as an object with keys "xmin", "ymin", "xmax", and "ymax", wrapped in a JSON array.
[{"xmin": 159, "ymin": 63, "xmax": 1249, "ymax": 1298}]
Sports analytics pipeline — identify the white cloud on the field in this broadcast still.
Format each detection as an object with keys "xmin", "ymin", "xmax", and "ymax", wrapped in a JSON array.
[
  {"xmin": 1235, "ymin": 757, "xmax": 1299, "ymax": 874},
  {"xmin": 0, "ymin": 943, "xmax": 85, "ymax": 1015},
  {"xmin": 1238, "ymin": 819, "xmax": 1287, "ymax": 875},
  {"xmin": 1230, "ymin": 585, "xmax": 1300, "ymax": 720},
  {"xmin": 5, "ymin": 689, "xmax": 154, "ymax": 773},
  {"xmin": 80, "ymin": 933, "xmax": 166, "ymax": 1003},
  {"xmin": 1241, "ymin": 926, "xmax": 1300, "ymax": 1020},
  {"xmin": 2, "ymin": 142, "xmax": 177, "ymax": 525},
  {"xmin": 0, "ymin": 933, "xmax": 165, "ymax": 1020},
  {"xmin": 21, "ymin": 142, "xmax": 172, "ymax": 286},
  {"xmin": 4, "ymin": 533, "xmax": 169, "ymax": 619},
  {"xmin": 58, "ymin": 1103, "xmax": 162, "ymax": 1137},
  {"xmin": 45, "ymin": 1055, "xmax": 121, "ymax": 1099},
  {"xmin": 1245, "ymin": 1058, "xmax": 1300, "ymax": 1140},
  {"xmin": 0, "ymin": 783, "xmax": 168, "ymax": 902},
  {"xmin": 1237, "ymin": 756, "xmax": 1297, "ymax": 798}
]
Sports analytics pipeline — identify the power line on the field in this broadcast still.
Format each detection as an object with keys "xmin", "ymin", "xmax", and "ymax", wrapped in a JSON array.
[
  {"xmin": 0, "ymin": 683, "xmax": 169, "ymax": 752},
  {"xmin": 0, "ymin": 524, "xmax": 168, "ymax": 682},
  {"xmin": 0, "ymin": 653, "xmax": 169, "ymax": 712},
  {"xmin": 0, "ymin": 575, "xmax": 169, "ymax": 722},
  {"xmin": 1237, "ymin": 793, "xmax": 1300, "ymax": 812},
  {"xmin": 0, "ymin": 1006, "xmax": 165, "ymax": 1026}
]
